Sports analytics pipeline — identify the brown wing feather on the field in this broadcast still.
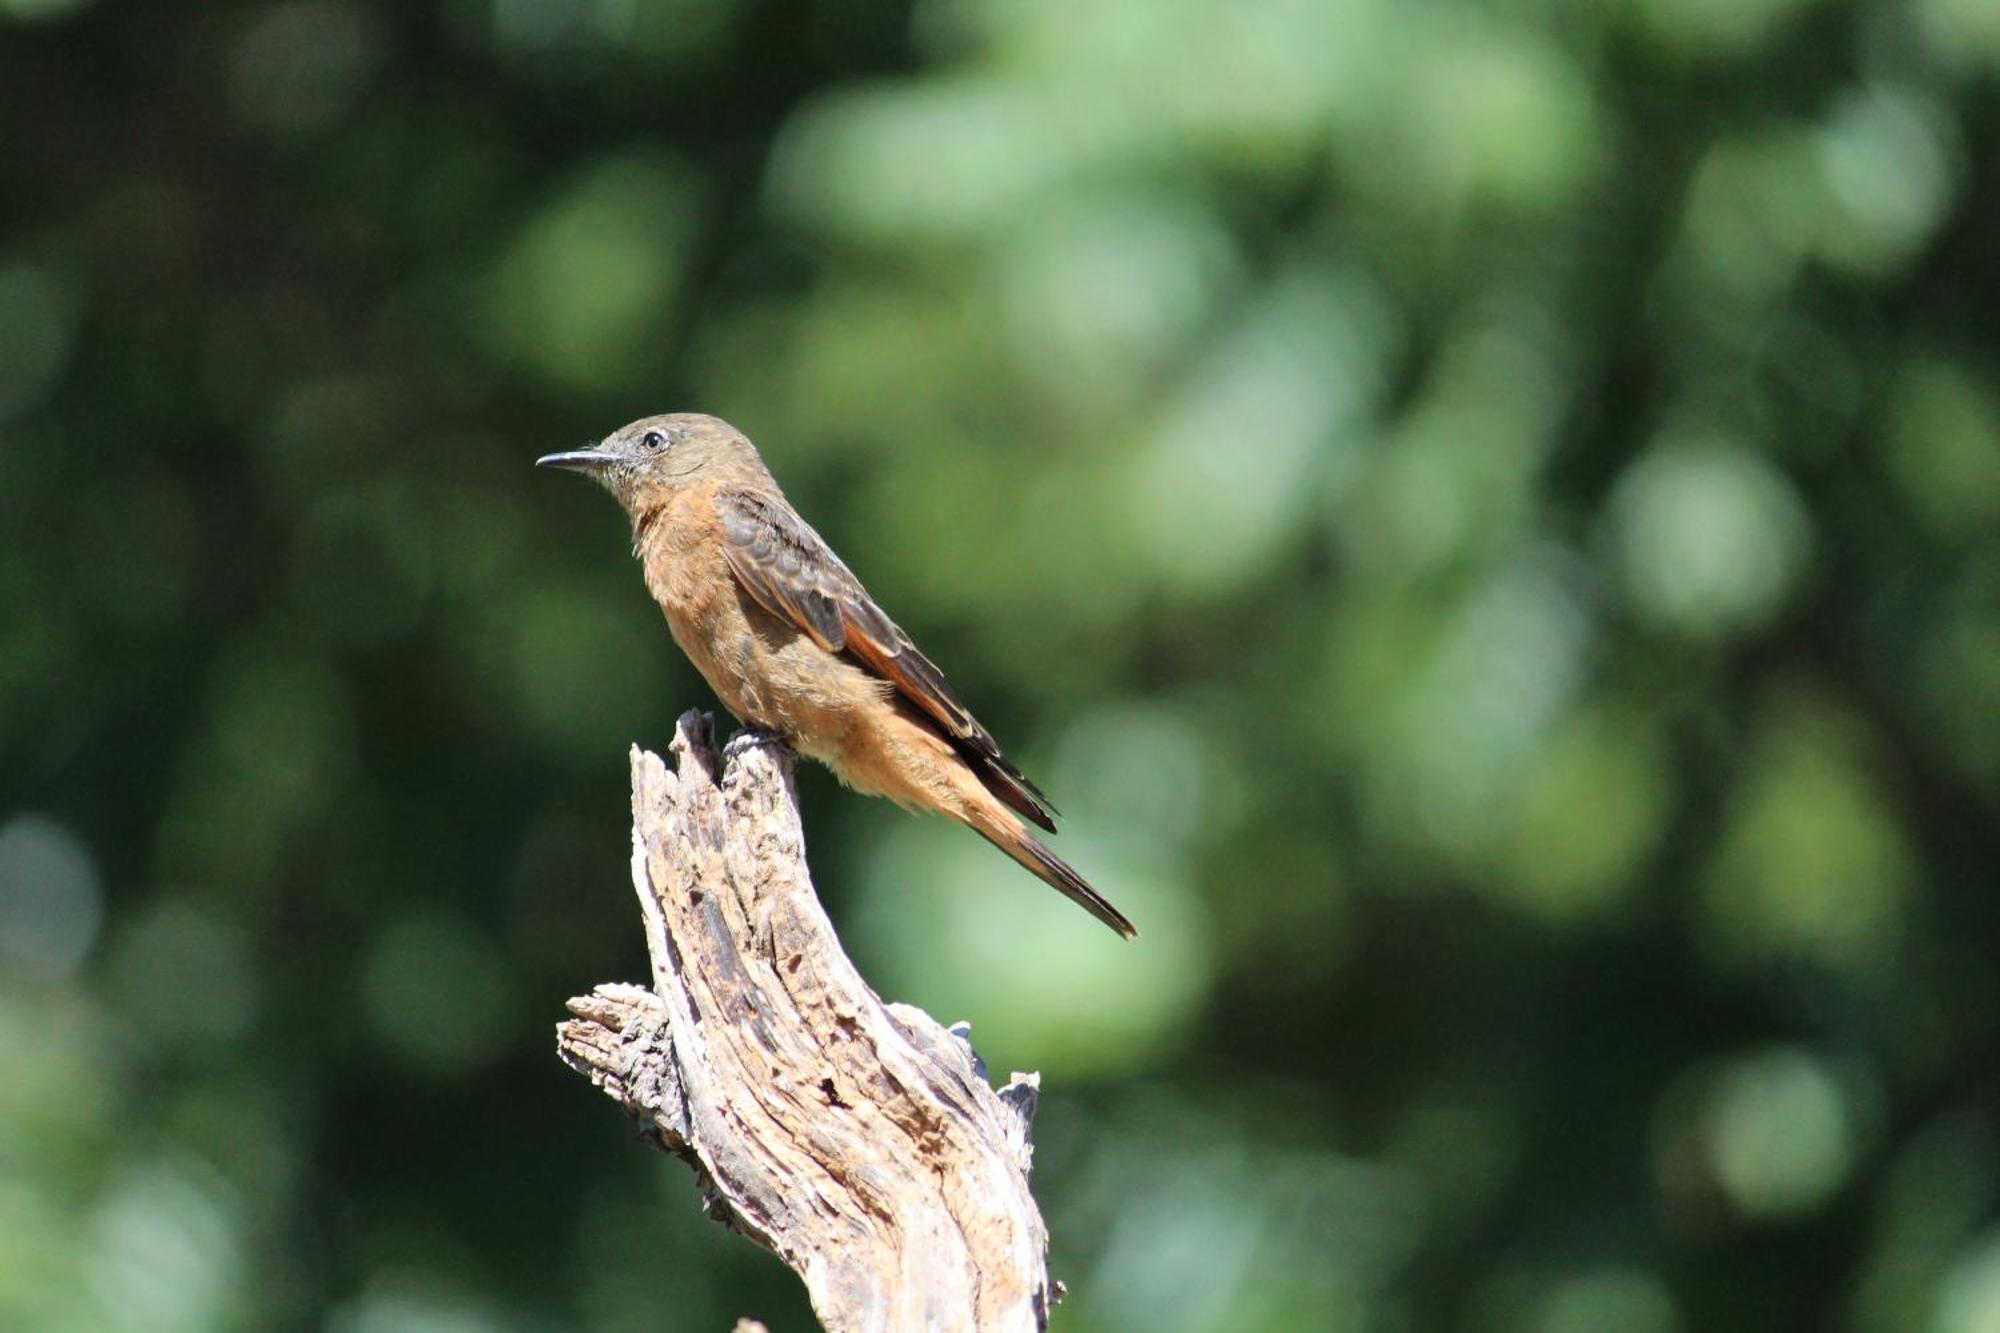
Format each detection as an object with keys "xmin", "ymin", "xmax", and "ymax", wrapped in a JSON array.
[{"xmin": 715, "ymin": 488, "xmax": 1059, "ymax": 833}]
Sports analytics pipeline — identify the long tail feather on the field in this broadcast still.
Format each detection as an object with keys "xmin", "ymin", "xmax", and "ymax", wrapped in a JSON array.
[{"xmin": 973, "ymin": 817, "xmax": 1137, "ymax": 939}]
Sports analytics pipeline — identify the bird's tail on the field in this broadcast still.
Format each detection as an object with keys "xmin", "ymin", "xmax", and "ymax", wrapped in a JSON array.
[{"xmin": 968, "ymin": 808, "xmax": 1138, "ymax": 939}]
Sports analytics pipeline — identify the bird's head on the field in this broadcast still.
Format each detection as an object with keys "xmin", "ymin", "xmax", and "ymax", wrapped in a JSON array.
[{"xmin": 536, "ymin": 413, "xmax": 762, "ymax": 511}]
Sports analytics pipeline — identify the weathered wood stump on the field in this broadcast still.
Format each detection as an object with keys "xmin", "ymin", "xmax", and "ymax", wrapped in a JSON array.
[{"xmin": 556, "ymin": 713, "xmax": 1054, "ymax": 1333}]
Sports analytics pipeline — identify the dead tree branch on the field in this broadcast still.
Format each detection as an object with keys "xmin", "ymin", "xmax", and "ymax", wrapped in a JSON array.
[{"xmin": 557, "ymin": 712, "xmax": 1054, "ymax": 1333}]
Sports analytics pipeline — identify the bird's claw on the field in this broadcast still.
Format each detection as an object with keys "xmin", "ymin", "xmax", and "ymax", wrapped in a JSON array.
[{"xmin": 724, "ymin": 728, "xmax": 788, "ymax": 760}]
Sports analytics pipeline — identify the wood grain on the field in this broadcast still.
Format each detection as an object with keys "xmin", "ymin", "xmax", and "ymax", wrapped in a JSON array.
[{"xmin": 557, "ymin": 712, "xmax": 1054, "ymax": 1333}]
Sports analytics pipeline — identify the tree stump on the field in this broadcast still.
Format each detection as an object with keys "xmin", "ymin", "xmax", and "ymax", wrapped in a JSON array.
[{"xmin": 556, "ymin": 712, "xmax": 1054, "ymax": 1333}]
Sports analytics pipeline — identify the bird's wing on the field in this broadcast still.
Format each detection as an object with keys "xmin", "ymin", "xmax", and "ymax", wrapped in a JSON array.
[{"xmin": 715, "ymin": 486, "xmax": 1059, "ymax": 832}]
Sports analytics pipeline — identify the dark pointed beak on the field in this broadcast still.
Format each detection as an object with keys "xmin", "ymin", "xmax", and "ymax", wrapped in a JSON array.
[{"xmin": 536, "ymin": 447, "xmax": 617, "ymax": 473}]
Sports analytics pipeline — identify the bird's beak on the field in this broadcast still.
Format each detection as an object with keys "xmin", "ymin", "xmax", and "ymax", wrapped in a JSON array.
[{"xmin": 535, "ymin": 447, "xmax": 618, "ymax": 473}]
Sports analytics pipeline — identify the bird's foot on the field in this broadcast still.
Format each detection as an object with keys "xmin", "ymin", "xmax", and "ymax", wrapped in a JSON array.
[{"xmin": 724, "ymin": 727, "xmax": 789, "ymax": 760}]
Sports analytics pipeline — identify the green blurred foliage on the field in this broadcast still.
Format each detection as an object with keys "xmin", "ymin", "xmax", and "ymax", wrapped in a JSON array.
[{"xmin": 2, "ymin": 0, "xmax": 1998, "ymax": 1327}]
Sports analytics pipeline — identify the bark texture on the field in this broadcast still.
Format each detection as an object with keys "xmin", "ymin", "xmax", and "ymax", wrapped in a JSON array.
[{"xmin": 557, "ymin": 712, "xmax": 1053, "ymax": 1333}]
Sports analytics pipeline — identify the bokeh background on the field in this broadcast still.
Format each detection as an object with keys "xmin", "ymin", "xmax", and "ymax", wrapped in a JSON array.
[{"xmin": 4, "ymin": 0, "xmax": 2000, "ymax": 1328}]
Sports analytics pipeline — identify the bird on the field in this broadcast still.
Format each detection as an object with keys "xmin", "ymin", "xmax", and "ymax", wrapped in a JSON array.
[{"xmin": 536, "ymin": 413, "xmax": 1137, "ymax": 938}]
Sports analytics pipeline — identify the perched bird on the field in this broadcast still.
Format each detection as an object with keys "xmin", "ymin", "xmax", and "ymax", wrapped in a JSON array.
[{"xmin": 537, "ymin": 413, "xmax": 1136, "ymax": 938}]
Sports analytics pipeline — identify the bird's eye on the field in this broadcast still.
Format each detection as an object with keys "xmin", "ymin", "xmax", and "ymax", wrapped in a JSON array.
[{"xmin": 641, "ymin": 430, "xmax": 667, "ymax": 450}]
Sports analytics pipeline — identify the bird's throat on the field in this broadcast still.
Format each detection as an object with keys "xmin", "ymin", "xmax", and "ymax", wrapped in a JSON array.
[{"xmin": 630, "ymin": 501, "xmax": 669, "ymax": 549}]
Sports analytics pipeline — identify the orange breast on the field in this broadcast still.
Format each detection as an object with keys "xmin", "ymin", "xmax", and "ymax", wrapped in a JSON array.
[{"xmin": 631, "ymin": 485, "xmax": 902, "ymax": 750}]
